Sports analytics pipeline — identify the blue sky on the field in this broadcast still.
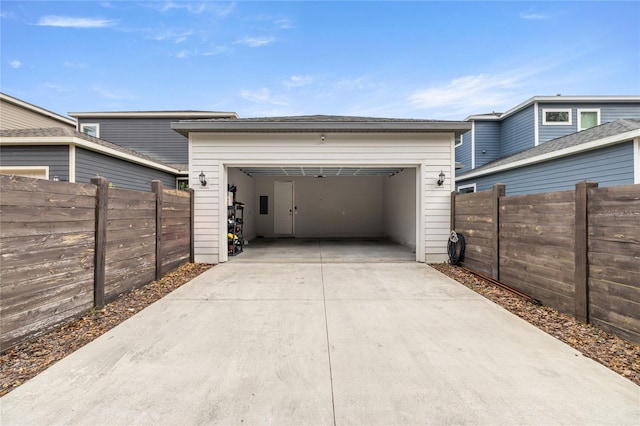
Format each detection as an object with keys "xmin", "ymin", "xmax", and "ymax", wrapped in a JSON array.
[{"xmin": 1, "ymin": 1, "xmax": 639, "ymax": 119}]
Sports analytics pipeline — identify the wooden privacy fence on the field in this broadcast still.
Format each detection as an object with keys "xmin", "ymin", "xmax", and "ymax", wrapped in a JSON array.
[
  {"xmin": 451, "ymin": 181, "xmax": 640, "ymax": 343},
  {"xmin": 0, "ymin": 175, "xmax": 194, "ymax": 351}
]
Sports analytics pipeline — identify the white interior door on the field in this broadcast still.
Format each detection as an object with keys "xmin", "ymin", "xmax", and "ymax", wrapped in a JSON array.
[{"xmin": 274, "ymin": 181, "xmax": 294, "ymax": 236}]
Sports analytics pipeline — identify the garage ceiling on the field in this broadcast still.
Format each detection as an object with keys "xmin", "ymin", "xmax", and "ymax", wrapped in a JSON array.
[{"xmin": 239, "ymin": 166, "xmax": 405, "ymax": 177}]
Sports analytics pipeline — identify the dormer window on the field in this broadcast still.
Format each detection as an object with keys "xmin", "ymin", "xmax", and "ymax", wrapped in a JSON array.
[
  {"xmin": 80, "ymin": 123, "xmax": 100, "ymax": 138},
  {"xmin": 542, "ymin": 109, "xmax": 572, "ymax": 125}
]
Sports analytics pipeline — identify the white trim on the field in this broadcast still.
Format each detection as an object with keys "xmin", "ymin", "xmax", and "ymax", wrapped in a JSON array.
[
  {"xmin": 457, "ymin": 129, "xmax": 640, "ymax": 180},
  {"xmin": 80, "ymin": 123, "xmax": 100, "ymax": 138},
  {"xmin": 0, "ymin": 136, "xmax": 183, "ymax": 174},
  {"xmin": 542, "ymin": 108, "xmax": 572, "ymax": 126},
  {"xmin": 471, "ymin": 121, "xmax": 476, "ymax": 169},
  {"xmin": 68, "ymin": 145, "xmax": 76, "ymax": 182},
  {"xmin": 220, "ymin": 163, "xmax": 228, "ymax": 263},
  {"xmin": 577, "ymin": 108, "xmax": 601, "ymax": 131},
  {"xmin": 0, "ymin": 166, "xmax": 49, "ymax": 179},
  {"xmin": 457, "ymin": 183, "xmax": 476, "ymax": 193},
  {"xmin": 454, "ymin": 134, "xmax": 463, "ymax": 148},
  {"xmin": 634, "ymin": 137, "xmax": 640, "ymax": 184},
  {"xmin": 464, "ymin": 96, "xmax": 640, "ymax": 121},
  {"xmin": 69, "ymin": 111, "xmax": 238, "ymax": 119},
  {"xmin": 415, "ymin": 164, "xmax": 425, "ymax": 262},
  {"xmin": 534, "ymin": 102, "xmax": 540, "ymax": 146}
]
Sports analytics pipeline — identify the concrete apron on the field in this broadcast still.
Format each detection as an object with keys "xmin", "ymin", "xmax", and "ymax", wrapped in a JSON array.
[{"xmin": 1, "ymin": 262, "xmax": 638, "ymax": 425}]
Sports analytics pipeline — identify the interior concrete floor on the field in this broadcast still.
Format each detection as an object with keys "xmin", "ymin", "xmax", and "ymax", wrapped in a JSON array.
[{"xmin": 232, "ymin": 238, "xmax": 416, "ymax": 263}]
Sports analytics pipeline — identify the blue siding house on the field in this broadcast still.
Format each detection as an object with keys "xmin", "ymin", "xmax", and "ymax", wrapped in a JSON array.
[
  {"xmin": 456, "ymin": 119, "xmax": 640, "ymax": 195},
  {"xmin": 455, "ymin": 96, "xmax": 640, "ymax": 194}
]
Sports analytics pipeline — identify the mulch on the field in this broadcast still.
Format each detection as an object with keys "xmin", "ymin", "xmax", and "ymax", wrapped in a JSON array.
[{"xmin": 1, "ymin": 261, "xmax": 638, "ymax": 398}]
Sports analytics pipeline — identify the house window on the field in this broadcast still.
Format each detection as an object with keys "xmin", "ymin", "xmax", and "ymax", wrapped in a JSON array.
[
  {"xmin": 177, "ymin": 177, "xmax": 189, "ymax": 191},
  {"xmin": 578, "ymin": 109, "xmax": 600, "ymax": 131},
  {"xmin": 542, "ymin": 109, "xmax": 572, "ymax": 125},
  {"xmin": 0, "ymin": 166, "xmax": 49, "ymax": 179},
  {"xmin": 80, "ymin": 123, "xmax": 100, "ymax": 138},
  {"xmin": 457, "ymin": 183, "xmax": 476, "ymax": 194},
  {"xmin": 455, "ymin": 135, "xmax": 463, "ymax": 148}
]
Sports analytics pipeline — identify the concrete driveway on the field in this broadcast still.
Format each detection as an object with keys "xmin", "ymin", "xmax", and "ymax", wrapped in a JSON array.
[{"xmin": 1, "ymin": 260, "xmax": 638, "ymax": 425}]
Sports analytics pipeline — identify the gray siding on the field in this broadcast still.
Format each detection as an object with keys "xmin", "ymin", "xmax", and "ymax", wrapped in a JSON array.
[
  {"xmin": 501, "ymin": 106, "xmax": 535, "ymax": 156},
  {"xmin": 538, "ymin": 102, "xmax": 640, "ymax": 144},
  {"xmin": 474, "ymin": 121, "xmax": 501, "ymax": 168},
  {"xmin": 455, "ymin": 131, "xmax": 473, "ymax": 173},
  {"xmin": 457, "ymin": 142, "xmax": 634, "ymax": 195},
  {"xmin": 78, "ymin": 118, "xmax": 188, "ymax": 165},
  {"xmin": 75, "ymin": 147, "xmax": 176, "ymax": 191},
  {"xmin": 0, "ymin": 145, "xmax": 69, "ymax": 180}
]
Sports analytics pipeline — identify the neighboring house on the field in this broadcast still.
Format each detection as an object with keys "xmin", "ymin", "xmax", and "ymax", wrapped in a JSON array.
[
  {"xmin": 69, "ymin": 110, "xmax": 237, "ymax": 189},
  {"xmin": 0, "ymin": 93, "xmax": 185, "ymax": 190},
  {"xmin": 456, "ymin": 119, "xmax": 640, "ymax": 194},
  {"xmin": 0, "ymin": 127, "xmax": 183, "ymax": 191},
  {"xmin": 171, "ymin": 115, "xmax": 471, "ymax": 264},
  {"xmin": 0, "ymin": 92, "xmax": 76, "ymax": 131},
  {"xmin": 455, "ymin": 95, "xmax": 640, "ymax": 194}
]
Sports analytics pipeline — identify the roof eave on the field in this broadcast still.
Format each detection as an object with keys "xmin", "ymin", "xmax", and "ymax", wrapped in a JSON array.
[
  {"xmin": 69, "ymin": 111, "xmax": 239, "ymax": 119},
  {"xmin": 171, "ymin": 120, "xmax": 472, "ymax": 136}
]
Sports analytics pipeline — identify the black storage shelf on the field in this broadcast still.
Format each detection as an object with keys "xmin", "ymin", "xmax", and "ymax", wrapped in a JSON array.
[{"xmin": 228, "ymin": 202, "xmax": 244, "ymax": 256}]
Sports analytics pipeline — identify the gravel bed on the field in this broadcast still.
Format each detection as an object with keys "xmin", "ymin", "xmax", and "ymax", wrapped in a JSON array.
[
  {"xmin": 1, "ymin": 261, "xmax": 637, "ymax": 398},
  {"xmin": 430, "ymin": 263, "xmax": 639, "ymax": 386}
]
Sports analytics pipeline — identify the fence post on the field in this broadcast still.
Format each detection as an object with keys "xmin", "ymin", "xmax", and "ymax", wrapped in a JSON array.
[
  {"xmin": 91, "ymin": 176, "xmax": 109, "ymax": 309},
  {"xmin": 152, "ymin": 181, "xmax": 163, "ymax": 280},
  {"xmin": 450, "ymin": 191, "xmax": 457, "ymax": 231},
  {"xmin": 491, "ymin": 184, "xmax": 506, "ymax": 280},
  {"xmin": 189, "ymin": 188, "xmax": 195, "ymax": 263},
  {"xmin": 575, "ymin": 180, "xmax": 598, "ymax": 323}
]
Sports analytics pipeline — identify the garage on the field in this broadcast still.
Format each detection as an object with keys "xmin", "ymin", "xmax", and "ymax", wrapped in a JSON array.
[{"xmin": 171, "ymin": 115, "xmax": 470, "ymax": 264}]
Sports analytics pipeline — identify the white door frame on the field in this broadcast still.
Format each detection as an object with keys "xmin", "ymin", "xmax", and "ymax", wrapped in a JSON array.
[{"xmin": 219, "ymin": 161, "xmax": 425, "ymax": 263}]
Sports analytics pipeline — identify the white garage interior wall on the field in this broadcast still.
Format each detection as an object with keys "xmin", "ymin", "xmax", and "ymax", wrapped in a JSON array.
[
  {"xmin": 191, "ymin": 132, "xmax": 455, "ymax": 264},
  {"xmin": 226, "ymin": 170, "xmax": 416, "ymax": 247}
]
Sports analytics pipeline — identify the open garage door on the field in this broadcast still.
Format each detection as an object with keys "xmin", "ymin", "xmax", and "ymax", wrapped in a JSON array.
[{"xmin": 224, "ymin": 165, "xmax": 418, "ymax": 261}]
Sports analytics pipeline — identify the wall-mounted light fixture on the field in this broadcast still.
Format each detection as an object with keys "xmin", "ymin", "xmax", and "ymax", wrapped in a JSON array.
[
  {"xmin": 199, "ymin": 171, "xmax": 207, "ymax": 187},
  {"xmin": 52, "ymin": 175, "xmax": 59, "ymax": 181},
  {"xmin": 437, "ymin": 170, "xmax": 445, "ymax": 186}
]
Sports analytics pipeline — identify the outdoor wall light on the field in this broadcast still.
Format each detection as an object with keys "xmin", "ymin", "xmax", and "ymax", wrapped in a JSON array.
[
  {"xmin": 52, "ymin": 175, "xmax": 59, "ymax": 181},
  {"xmin": 199, "ymin": 171, "xmax": 207, "ymax": 187},
  {"xmin": 437, "ymin": 170, "xmax": 445, "ymax": 186}
]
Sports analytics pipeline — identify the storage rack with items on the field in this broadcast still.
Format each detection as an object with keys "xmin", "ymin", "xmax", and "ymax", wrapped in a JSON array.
[{"xmin": 227, "ymin": 185, "xmax": 244, "ymax": 256}]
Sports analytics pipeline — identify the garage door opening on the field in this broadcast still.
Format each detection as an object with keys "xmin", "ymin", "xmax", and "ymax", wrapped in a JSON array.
[{"xmin": 225, "ymin": 165, "xmax": 417, "ymax": 261}]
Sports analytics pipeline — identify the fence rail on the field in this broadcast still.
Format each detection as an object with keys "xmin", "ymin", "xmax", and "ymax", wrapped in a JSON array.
[
  {"xmin": 0, "ymin": 175, "xmax": 194, "ymax": 351},
  {"xmin": 452, "ymin": 181, "xmax": 640, "ymax": 343}
]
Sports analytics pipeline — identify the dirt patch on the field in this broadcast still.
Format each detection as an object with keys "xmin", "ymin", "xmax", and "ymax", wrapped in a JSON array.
[
  {"xmin": 430, "ymin": 263, "xmax": 640, "ymax": 386},
  {"xmin": 0, "ymin": 263, "xmax": 212, "ymax": 397}
]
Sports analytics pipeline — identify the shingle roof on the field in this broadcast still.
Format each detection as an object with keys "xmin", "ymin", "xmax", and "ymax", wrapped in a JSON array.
[
  {"xmin": 457, "ymin": 119, "xmax": 640, "ymax": 178},
  {"xmin": 0, "ymin": 127, "xmax": 186, "ymax": 172},
  {"xmin": 172, "ymin": 114, "xmax": 471, "ymax": 135}
]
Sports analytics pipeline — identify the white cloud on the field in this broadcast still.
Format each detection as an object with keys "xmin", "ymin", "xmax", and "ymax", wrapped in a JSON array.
[
  {"xmin": 284, "ymin": 75, "xmax": 313, "ymax": 88},
  {"xmin": 151, "ymin": 29, "xmax": 193, "ymax": 43},
  {"xmin": 275, "ymin": 18, "xmax": 294, "ymax": 29},
  {"xmin": 37, "ymin": 16, "xmax": 116, "ymax": 28},
  {"xmin": 240, "ymin": 88, "xmax": 288, "ymax": 105},
  {"xmin": 234, "ymin": 36, "xmax": 275, "ymax": 48},
  {"xmin": 92, "ymin": 85, "xmax": 136, "ymax": 100},
  {"xmin": 155, "ymin": 1, "xmax": 235, "ymax": 16},
  {"xmin": 175, "ymin": 50, "xmax": 191, "ymax": 59},
  {"xmin": 44, "ymin": 83, "xmax": 69, "ymax": 92},
  {"xmin": 203, "ymin": 46, "xmax": 229, "ymax": 56},
  {"xmin": 336, "ymin": 76, "xmax": 381, "ymax": 91},
  {"xmin": 407, "ymin": 70, "xmax": 540, "ymax": 118},
  {"xmin": 9, "ymin": 60, "xmax": 21, "ymax": 69},
  {"xmin": 520, "ymin": 12, "xmax": 549, "ymax": 20},
  {"xmin": 64, "ymin": 61, "xmax": 87, "ymax": 68}
]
